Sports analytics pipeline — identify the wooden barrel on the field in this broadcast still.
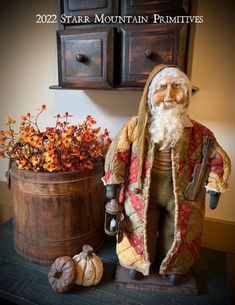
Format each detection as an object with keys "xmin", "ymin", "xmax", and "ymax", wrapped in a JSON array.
[{"xmin": 10, "ymin": 162, "xmax": 105, "ymax": 265}]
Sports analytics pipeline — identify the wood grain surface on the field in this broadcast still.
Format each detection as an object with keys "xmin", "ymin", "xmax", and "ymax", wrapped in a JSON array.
[{"xmin": 0, "ymin": 220, "xmax": 229, "ymax": 305}]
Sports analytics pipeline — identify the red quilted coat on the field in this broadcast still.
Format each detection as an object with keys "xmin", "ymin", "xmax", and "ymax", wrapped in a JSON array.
[{"xmin": 102, "ymin": 65, "xmax": 231, "ymax": 276}]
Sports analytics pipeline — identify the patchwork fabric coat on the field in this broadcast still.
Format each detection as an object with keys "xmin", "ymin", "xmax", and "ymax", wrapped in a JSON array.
[{"xmin": 102, "ymin": 65, "xmax": 231, "ymax": 276}]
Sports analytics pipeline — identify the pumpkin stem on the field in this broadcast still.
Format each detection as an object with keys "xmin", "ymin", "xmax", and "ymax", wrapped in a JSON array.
[
  {"xmin": 82, "ymin": 245, "xmax": 93, "ymax": 258},
  {"xmin": 52, "ymin": 269, "xmax": 62, "ymax": 278}
]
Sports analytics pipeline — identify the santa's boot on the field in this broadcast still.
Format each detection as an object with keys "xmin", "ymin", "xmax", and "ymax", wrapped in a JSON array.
[{"xmin": 167, "ymin": 273, "xmax": 179, "ymax": 285}]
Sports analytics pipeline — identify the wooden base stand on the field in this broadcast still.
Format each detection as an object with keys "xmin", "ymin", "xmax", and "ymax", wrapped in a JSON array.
[{"xmin": 115, "ymin": 265, "xmax": 199, "ymax": 295}]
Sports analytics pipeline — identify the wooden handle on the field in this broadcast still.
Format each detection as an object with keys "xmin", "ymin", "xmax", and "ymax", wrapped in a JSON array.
[{"xmin": 76, "ymin": 54, "xmax": 88, "ymax": 63}]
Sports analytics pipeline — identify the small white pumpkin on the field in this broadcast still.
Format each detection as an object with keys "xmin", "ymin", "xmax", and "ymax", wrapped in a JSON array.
[{"xmin": 73, "ymin": 245, "xmax": 103, "ymax": 286}]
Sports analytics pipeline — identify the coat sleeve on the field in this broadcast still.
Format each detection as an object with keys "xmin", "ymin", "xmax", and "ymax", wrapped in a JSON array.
[
  {"xmin": 101, "ymin": 117, "xmax": 138, "ymax": 186},
  {"xmin": 206, "ymin": 139, "xmax": 231, "ymax": 193}
]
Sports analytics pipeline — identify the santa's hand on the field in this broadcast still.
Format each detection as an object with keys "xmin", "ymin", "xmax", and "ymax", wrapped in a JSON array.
[
  {"xmin": 208, "ymin": 190, "xmax": 221, "ymax": 209},
  {"xmin": 106, "ymin": 184, "xmax": 120, "ymax": 200}
]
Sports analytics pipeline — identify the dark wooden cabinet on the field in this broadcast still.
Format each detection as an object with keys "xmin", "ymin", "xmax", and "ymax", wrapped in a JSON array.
[
  {"xmin": 120, "ymin": 23, "xmax": 187, "ymax": 87},
  {"xmin": 54, "ymin": 0, "xmax": 191, "ymax": 90},
  {"xmin": 57, "ymin": 27, "xmax": 114, "ymax": 88}
]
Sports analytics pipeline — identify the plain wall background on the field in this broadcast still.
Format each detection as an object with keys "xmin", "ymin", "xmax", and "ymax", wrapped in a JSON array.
[{"xmin": 0, "ymin": 0, "xmax": 234, "ymax": 222}]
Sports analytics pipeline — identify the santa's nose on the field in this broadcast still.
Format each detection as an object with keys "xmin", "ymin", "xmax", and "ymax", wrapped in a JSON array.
[{"xmin": 164, "ymin": 84, "xmax": 174, "ymax": 102}]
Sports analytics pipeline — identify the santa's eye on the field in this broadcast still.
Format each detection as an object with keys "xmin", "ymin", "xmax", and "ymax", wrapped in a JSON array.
[
  {"xmin": 159, "ymin": 84, "xmax": 167, "ymax": 90},
  {"xmin": 172, "ymin": 83, "xmax": 180, "ymax": 89}
]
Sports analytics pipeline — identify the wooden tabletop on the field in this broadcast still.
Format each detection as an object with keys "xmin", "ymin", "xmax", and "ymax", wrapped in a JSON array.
[{"xmin": 0, "ymin": 220, "xmax": 229, "ymax": 305}]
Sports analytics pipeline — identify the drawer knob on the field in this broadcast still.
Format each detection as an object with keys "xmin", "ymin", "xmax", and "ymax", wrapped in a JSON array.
[
  {"xmin": 76, "ymin": 54, "xmax": 88, "ymax": 63},
  {"xmin": 145, "ymin": 49, "xmax": 153, "ymax": 59}
]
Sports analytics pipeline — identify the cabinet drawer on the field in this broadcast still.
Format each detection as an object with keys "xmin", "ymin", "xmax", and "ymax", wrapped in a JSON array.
[
  {"xmin": 62, "ymin": 0, "xmax": 118, "ymax": 23},
  {"xmin": 121, "ymin": 0, "xmax": 189, "ymax": 17},
  {"xmin": 120, "ymin": 24, "xmax": 188, "ymax": 87},
  {"xmin": 57, "ymin": 27, "xmax": 114, "ymax": 88}
]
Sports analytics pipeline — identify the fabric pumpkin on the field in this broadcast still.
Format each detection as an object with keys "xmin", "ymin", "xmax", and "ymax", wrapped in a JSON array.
[
  {"xmin": 73, "ymin": 245, "xmax": 103, "ymax": 286},
  {"xmin": 48, "ymin": 256, "xmax": 77, "ymax": 293}
]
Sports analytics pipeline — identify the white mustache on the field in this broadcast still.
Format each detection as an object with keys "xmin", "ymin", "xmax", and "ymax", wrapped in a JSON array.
[
  {"xmin": 163, "ymin": 101, "xmax": 176, "ymax": 109},
  {"xmin": 155, "ymin": 101, "xmax": 177, "ymax": 112}
]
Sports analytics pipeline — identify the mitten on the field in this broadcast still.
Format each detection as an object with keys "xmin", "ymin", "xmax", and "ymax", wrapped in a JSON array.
[{"xmin": 208, "ymin": 190, "xmax": 221, "ymax": 209}]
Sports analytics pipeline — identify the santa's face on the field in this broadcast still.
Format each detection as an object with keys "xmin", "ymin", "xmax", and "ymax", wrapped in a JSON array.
[
  {"xmin": 152, "ymin": 75, "xmax": 189, "ymax": 110},
  {"xmin": 148, "ymin": 74, "xmax": 191, "ymax": 149}
]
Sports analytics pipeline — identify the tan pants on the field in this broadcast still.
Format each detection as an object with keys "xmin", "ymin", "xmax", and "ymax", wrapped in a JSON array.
[{"xmin": 147, "ymin": 171, "xmax": 175, "ymax": 269}]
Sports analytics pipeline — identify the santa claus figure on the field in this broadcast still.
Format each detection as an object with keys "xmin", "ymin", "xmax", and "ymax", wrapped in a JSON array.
[{"xmin": 102, "ymin": 65, "xmax": 231, "ymax": 284}]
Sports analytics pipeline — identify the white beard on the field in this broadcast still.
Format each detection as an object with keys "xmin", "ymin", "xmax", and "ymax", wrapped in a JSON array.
[{"xmin": 148, "ymin": 103, "xmax": 188, "ymax": 150}]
